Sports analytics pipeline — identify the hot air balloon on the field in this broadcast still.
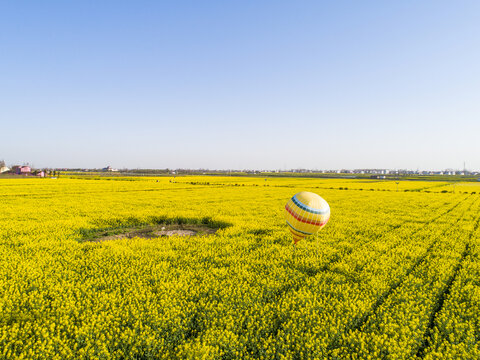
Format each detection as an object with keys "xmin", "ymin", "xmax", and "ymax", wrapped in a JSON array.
[{"xmin": 285, "ymin": 191, "xmax": 330, "ymax": 244}]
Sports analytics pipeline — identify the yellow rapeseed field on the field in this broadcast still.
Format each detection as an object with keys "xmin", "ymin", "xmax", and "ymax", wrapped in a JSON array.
[{"xmin": 1, "ymin": 176, "xmax": 479, "ymax": 359}]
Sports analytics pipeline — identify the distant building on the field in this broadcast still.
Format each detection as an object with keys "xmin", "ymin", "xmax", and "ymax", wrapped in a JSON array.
[
  {"xmin": 16, "ymin": 166, "xmax": 31, "ymax": 175},
  {"xmin": 102, "ymin": 166, "xmax": 118, "ymax": 172},
  {"xmin": 0, "ymin": 166, "xmax": 9, "ymax": 174}
]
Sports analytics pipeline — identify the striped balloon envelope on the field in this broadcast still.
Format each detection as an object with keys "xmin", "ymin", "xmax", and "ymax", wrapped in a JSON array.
[{"xmin": 284, "ymin": 191, "xmax": 330, "ymax": 244}]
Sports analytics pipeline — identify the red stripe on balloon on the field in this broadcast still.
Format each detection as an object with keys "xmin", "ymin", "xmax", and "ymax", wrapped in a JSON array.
[{"xmin": 285, "ymin": 203, "xmax": 328, "ymax": 226}]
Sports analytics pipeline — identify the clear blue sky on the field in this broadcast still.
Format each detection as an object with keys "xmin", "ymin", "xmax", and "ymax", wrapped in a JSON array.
[{"xmin": 1, "ymin": 1, "xmax": 479, "ymax": 170}]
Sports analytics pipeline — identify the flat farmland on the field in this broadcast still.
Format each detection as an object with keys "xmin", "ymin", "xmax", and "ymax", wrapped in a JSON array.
[{"xmin": 1, "ymin": 176, "xmax": 479, "ymax": 359}]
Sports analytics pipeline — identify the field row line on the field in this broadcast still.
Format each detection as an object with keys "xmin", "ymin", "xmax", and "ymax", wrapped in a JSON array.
[
  {"xmin": 416, "ymin": 210, "xmax": 480, "ymax": 358},
  {"xmin": 325, "ymin": 195, "xmax": 479, "ymax": 354}
]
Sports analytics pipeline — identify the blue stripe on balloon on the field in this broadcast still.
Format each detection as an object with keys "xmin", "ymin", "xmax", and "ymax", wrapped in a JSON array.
[
  {"xmin": 286, "ymin": 220, "xmax": 312, "ymax": 235},
  {"xmin": 292, "ymin": 195, "xmax": 330, "ymax": 215}
]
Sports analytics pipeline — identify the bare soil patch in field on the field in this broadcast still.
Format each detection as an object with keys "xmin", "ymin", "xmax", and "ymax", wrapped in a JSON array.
[{"xmin": 85, "ymin": 224, "xmax": 219, "ymax": 242}]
